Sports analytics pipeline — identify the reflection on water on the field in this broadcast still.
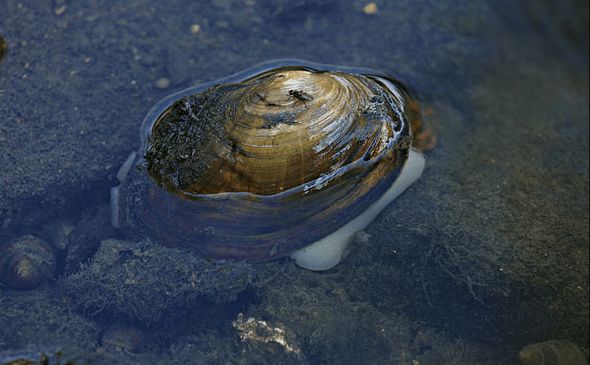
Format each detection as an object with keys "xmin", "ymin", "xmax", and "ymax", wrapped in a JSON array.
[{"xmin": 0, "ymin": 0, "xmax": 588, "ymax": 364}]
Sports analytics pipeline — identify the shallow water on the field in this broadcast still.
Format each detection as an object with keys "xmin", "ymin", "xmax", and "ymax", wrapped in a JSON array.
[{"xmin": 0, "ymin": 1, "xmax": 588, "ymax": 364}]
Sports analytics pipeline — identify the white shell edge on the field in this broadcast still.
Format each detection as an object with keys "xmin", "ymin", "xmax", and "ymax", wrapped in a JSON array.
[
  {"xmin": 110, "ymin": 186, "xmax": 120, "ymax": 228},
  {"xmin": 110, "ymin": 151, "xmax": 137, "ymax": 229},
  {"xmin": 289, "ymin": 148, "xmax": 426, "ymax": 271}
]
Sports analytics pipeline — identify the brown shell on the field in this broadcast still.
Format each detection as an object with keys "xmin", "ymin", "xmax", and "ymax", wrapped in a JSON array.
[
  {"xmin": 0, "ymin": 235, "xmax": 56, "ymax": 290},
  {"xmin": 113, "ymin": 60, "xmax": 419, "ymax": 262}
]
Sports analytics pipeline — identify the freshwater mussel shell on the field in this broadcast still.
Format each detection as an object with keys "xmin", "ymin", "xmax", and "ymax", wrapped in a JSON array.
[{"xmin": 115, "ymin": 60, "xmax": 416, "ymax": 261}]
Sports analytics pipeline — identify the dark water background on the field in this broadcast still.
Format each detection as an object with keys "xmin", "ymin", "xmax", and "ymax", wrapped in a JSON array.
[{"xmin": 0, "ymin": 0, "xmax": 588, "ymax": 364}]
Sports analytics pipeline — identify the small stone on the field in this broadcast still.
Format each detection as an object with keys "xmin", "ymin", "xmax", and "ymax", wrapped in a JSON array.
[
  {"xmin": 190, "ymin": 24, "xmax": 201, "ymax": 34},
  {"xmin": 54, "ymin": 5, "xmax": 67, "ymax": 16},
  {"xmin": 155, "ymin": 77, "xmax": 171, "ymax": 89},
  {"xmin": 363, "ymin": 2, "xmax": 378, "ymax": 15}
]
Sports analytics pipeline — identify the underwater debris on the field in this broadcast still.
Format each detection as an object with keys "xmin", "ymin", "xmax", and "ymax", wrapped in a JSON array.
[{"xmin": 232, "ymin": 313, "xmax": 301, "ymax": 356}]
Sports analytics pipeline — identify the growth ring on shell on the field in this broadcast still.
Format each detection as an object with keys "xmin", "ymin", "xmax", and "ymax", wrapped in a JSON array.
[{"xmin": 111, "ymin": 60, "xmax": 425, "ymax": 270}]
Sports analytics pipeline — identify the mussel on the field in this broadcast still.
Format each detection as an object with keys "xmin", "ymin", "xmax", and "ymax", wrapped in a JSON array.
[{"xmin": 111, "ymin": 60, "xmax": 426, "ymax": 270}]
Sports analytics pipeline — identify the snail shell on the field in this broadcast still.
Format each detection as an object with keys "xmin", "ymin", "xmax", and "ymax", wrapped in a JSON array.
[
  {"xmin": 111, "ymin": 60, "xmax": 426, "ymax": 270},
  {"xmin": 0, "ymin": 235, "xmax": 56, "ymax": 290},
  {"xmin": 517, "ymin": 340, "xmax": 587, "ymax": 365}
]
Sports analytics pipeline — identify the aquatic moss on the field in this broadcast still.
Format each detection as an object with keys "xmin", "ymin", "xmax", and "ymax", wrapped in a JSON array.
[
  {"xmin": 60, "ymin": 239, "xmax": 254, "ymax": 325},
  {"xmin": 0, "ymin": 288, "xmax": 99, "ymax": 352},
  {"xmin": 250, "ymin": 263, "xmax": 500, "ymax": 365}
]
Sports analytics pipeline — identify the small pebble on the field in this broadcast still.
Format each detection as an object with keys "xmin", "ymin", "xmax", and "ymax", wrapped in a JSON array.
[
  {"xmin": 155, "ymin": 77, "xmax": 170, "ymax": 89},
  {"xmin": 54, "ymin": 4, "xmax": 66, "ymax": 16},
  {"xmin": 190, "ymin": 24, "xmax": 201, "ymax": 34},
  {"xmin": 363, "ymin": 2, "xmax": 378, "ymax": 15}
]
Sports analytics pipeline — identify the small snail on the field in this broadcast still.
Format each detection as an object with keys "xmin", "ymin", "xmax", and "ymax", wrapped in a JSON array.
[
  {"xmin": 111, "ymin": 60, "xmax": 426, "ymax": 270},
  {"xmin": 517, "ymin": 340, "xmax": 587, "ymax": 365},
  {"xmin": 0, "ymin": 235, "xmax": 56, "ymax": 290}
]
